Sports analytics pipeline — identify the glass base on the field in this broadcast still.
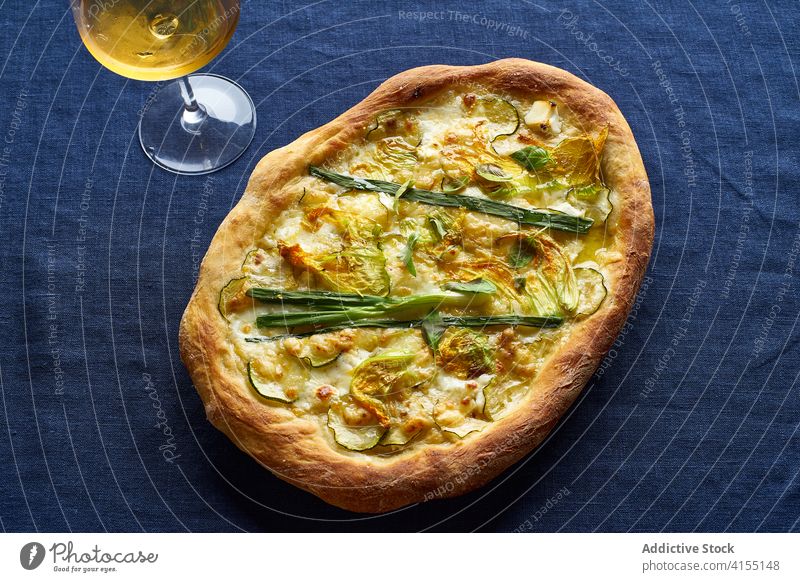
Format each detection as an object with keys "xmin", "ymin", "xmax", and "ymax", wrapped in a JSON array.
[{"xmin": 138, "ymin": 73, "xmax": 256, "ymax": 175}]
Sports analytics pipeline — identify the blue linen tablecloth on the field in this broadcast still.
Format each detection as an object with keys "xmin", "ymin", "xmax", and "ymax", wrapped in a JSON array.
[{"xmin": 0, "ymin": 0, "xmax": 798, "ymax": 532}]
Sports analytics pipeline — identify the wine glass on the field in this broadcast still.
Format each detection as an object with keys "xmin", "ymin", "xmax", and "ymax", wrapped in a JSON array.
[{"xmin": 71, "ymin": 0, "xmax": 256, "ymax": 175}]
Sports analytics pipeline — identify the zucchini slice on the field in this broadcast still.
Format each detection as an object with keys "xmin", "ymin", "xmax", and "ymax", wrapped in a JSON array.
[
  {"xmin": 365, "ymin": 109, "xmax": 421, "ymax": 145},
  {"xmin": 574, "ymin": 268, "xmax": 607, "ymax": 316},
  {"xmin": 241, "ymin": 248, "xmax": 269, "ymax": 274},
  {"xmin": 290, "ymin": 336, "xmax": 344, "ymax": 369},
  {"xmin": 327, "ymin": 400, "xmax": 386, "ymax": 451},
  {"xmin": 218, "ymin": 277, "xmax": 249, "ymax": 321},
  {"xmin": 469, "ymin": 96, "xmax": 520, "ymax": 142},
  {"xmin": 484, "ymin": 380, "xmax": 526, "ymax": 421},
  {"xmin": 379, "ymin": 424, "xmax": 422, "ymax": 446},
  {"xmin": 247, "ymin": 361, "xmax": 297, "ymax": 404},
  {"xmin": 298, "ymin": 351, "xmax": 341, "ymax": 368},
  {"xmin": 439, "ymin": 417, "xmax": 489, "ymax": 438}
]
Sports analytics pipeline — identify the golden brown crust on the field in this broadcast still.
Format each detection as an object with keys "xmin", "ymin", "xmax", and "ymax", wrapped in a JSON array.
[{"xmin": 179, "ymin": 58, "xmax": 654, "ymax": 513}]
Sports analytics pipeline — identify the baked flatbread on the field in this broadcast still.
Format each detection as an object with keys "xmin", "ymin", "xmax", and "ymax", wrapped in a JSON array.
[{"xmin": 179, "ymin": 59, "xmax": 653, "ymax": 513}]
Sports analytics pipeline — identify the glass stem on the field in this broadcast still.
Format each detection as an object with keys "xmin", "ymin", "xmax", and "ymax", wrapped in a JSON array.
[{"xmin": 178, "ymin": 76, "xmax": 206, "ymax": 132}]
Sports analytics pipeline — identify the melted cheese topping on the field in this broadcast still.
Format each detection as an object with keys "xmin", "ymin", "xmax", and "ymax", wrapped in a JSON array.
[{"xmin": 224, "ymin": 88, "xmax": 617, "ymax": 455}]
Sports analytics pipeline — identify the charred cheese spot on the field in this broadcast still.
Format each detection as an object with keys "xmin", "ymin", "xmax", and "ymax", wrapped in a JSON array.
[{"xmin": 316, "ymin": 385, "xmax": 335, "ymax": 400}]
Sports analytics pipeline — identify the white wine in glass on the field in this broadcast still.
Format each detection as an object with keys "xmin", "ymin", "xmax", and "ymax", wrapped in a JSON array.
[{"xmin": 71, "ymin": 0, "xmax": 256, "ymax": 175}]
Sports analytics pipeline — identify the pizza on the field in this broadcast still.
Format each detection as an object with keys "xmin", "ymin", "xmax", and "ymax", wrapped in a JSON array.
[{"xmin": 179, "ymin": 58, "xmax": 653, "ymax": 513}]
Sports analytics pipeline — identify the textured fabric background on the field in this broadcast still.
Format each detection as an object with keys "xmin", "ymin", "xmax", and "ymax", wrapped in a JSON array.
[{"xmin": 0, "ymin": 0, "xmax": 797, "ymax": 532}]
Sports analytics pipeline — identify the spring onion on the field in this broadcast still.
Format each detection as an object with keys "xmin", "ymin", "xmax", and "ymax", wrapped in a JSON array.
[{"xmin": 310, "ymin": 166, "xmax": 593, "ymax": 234}]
